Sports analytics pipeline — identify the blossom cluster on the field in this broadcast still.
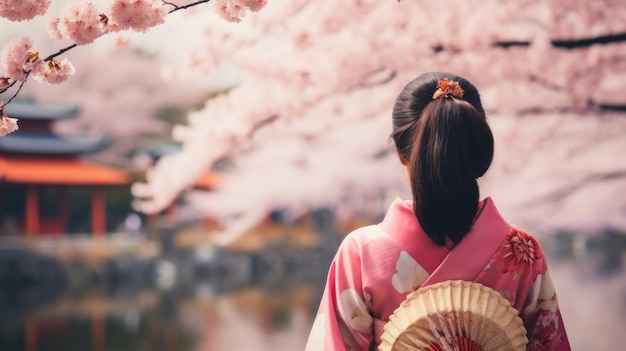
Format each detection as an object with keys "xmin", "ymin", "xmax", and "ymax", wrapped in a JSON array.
[
  {"xmin": 0, "ymin": 37, "xmax": 75, "ymax": 86},
  {"xmin": 46, "ymin": 1, "xmax": 106, "ymax": 45},
  {"xmin": 0, "ymin": 102, "xmax": 18, "ymax": 137},
  {"xmin": 3, "ymin": 1, "xmax": 271, "ymax": 46},
  {"xmin": 45, "ymin": 0, "xmax": 169, "ymax": 45},
  {"xmin": 0, "ymin": 0, "xmax": 271, "ymax": 75},
  {"xmin": 214, "ymin": 0, "xmax": 268, "ymax": 22},
  {"xmin": 0, "ymin": 0, "xmax": 269, "ymax": 137},
  {"xmin": 0, "ymin": 0, "xmax": 176, "ymax": 99},
  {"xmin": 0, "ymin": 0, "xmax": 50, "ymax": 22}
]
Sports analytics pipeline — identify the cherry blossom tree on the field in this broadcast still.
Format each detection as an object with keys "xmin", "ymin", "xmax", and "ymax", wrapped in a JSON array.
[
  {"xmin": 0, "ymin": 0, "xmax": 267, "ymax": 136},
  {"xmin": 2, "ymin": 0, "xmax": 625, "ymax": 245},
  {"xmin": 132, "ymin": 0, "xmax": 626, "ymax": 244}
]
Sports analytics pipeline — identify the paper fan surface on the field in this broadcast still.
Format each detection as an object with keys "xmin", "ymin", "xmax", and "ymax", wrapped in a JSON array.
[{"xmin": 379, "ymin": 280, "xmax": 528, "ymax": 351}]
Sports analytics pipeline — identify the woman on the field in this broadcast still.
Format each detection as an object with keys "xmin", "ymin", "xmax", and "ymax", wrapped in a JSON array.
[{"xmin": 305, "ymin": 72, "xmax": 570, "ymax": 351}]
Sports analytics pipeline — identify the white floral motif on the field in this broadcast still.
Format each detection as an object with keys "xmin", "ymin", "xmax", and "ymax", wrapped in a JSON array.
[
  {"xmin": 537, "ymin": 311, "xmax": 559, "ymax": 328},
  {"xmin": 337, "ymin": 289, "xmax": 373, "ymax": 333},
  {"xmin": 391, "ymin": 251, "xmax": 429, "ymax": 293},
  {"xmin": 524, "ymin": 271, "xmax": 558, "ymax": 315},
  {"xmin": 538, "ymin": 271, "xmax": 557, "ymax": 310},
  {"xmin": 305, "ymin": 313, "xmax": 326, "ymax": 351}
]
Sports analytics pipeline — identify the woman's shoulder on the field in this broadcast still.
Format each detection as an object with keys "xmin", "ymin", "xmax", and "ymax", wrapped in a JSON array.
[
  {"xmin": 482, "ymin": 198, "xmax": 548, "ymax": 256},
  {"xmin": 336, "ymin": 224, "xmax": 394, "ymax": 253},
  {"xmin": 344, "ymin": 224, "xmax": 392, "ymax": 243}
]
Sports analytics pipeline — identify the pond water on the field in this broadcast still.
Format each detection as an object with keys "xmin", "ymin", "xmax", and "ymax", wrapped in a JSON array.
[
  {"xmin": 0, "ymin": 236, "xmax": 624, "ymax": 351},
  {"xmin": 548, "ymin": 257, "xmax": 626, "ymax": 350}
]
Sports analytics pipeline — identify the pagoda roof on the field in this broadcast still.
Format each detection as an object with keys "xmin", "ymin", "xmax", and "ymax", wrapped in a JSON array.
[
  {"xmin": 2, "ymin": 99, "xmax": 79, "ymax": 121},
  {"xmin": 0, "ymin": 156, "xmax": 131, "ymax": 185},
  {"xmin": 0, "ymin": 132, "xmax": 107, "ymax": 156}
]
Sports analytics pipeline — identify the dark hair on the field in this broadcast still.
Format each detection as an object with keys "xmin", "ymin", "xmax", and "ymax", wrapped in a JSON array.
[{"xmin": 391, "ymin": 72, "xmax": 494, "ymax": 246}]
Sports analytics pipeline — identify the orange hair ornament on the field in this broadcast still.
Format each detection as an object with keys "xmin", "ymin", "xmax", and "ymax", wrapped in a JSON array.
[{"xmin": 432, "ymin": 78, "xmax": 464, "ymax": 99}]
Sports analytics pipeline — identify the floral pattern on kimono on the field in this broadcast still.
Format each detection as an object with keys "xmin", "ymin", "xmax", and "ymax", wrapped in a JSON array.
[
  {"xmin": 495, "ymin": 227, "xmax": 542, "ymax": 280},
  {"xmin": 391, "ymin": 251, "xmax": 429, "ymax": 293},
  {"xmin": 527, "ymin": 310, "xmax": 563, "ymax": 351}
]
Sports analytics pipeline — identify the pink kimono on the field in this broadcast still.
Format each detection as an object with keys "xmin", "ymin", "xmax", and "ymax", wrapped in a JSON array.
[{"xmin": 305, "ymin": 197, "xmax": 571, "ymax": 351}]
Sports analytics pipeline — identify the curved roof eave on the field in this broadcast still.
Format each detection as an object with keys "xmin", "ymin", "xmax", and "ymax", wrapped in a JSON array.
[
  {"xmin": 0, "ymin": 156, "xmax": 131, "ymax": 185},
  {"xmin": 2, "ymin": 99, "xmax": 80, "ymax": 121},
  {"xmin": 0, "ymin": 133, "xmax": 108, "ymax": 156}
]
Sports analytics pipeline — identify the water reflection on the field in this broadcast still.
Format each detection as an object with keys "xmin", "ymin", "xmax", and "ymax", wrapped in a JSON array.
[
  {"xmin": 0, "ymin": 230, "xmax": 332, "ymax": 351},
  {"xmin": 545, "ymin": 230, "xmax": 626, "ymax": 350},
  {"xmin": 0, "ymin": 271, "xmax": 327, "ymax": 351},
  {"xmin": 0, "ymin": 229, "xmax": 624, "ymax": 351}
]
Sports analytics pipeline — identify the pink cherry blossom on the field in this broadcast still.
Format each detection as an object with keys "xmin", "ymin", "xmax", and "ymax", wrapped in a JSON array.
[
  {"xmin": 55, "ymin": 1, "xmax": 105, "ymax": 45},
  {"xmin": 31, "ymin": 58, "xmax": 75, "ymax": 85},
  {"xmin": 0, "ymin": 102, "xmax": 18, "ymax": 136},
  {"xmin": 22, "ymin": 51, "xmax": 42, "ymax": 73},
  {"xmin": 0, "ymin": 77, "xmax": 11, "ymax": 91},
  {"xmin": 0, "ymin": 0, "xmax": 51, "ymax": 22},
  {"xmin": 0, "ymin": 115, "xmax": 18, "ymax": 136},
  {"xmin": 105, "ymin": 0, "xmax": 167, "ymax": 33},
  {"xmin": 0, "ymin": 36, "xmax": 34, "ymax": 82},
  {"xmin": 237, "ymin": 0, "xmax": 268, "ymax": 12},
  {"xmin": 214, "ymin": 0, "xmax": 247, "ymax": 23},
  {"xmin": 45, "ymin": 18, "xmax": 63, "ymax": 40}
]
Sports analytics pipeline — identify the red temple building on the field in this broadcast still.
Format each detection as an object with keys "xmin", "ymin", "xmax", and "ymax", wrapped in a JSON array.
[{"xmin": 0, "ymin": 99, "xmax": 131, "ymax": 238}]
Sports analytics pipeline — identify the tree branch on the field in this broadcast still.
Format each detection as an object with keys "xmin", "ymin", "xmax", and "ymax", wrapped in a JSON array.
[
  {"xmin": 168, "ymin": 0, "xmax": 212, "ymax": 14},
  {"xmin": 0, "ymin": 79, "xmax": 17, "ymax": 95},
  {"xmin": 5, "ymin": 73, "xmax": 30, "ymax": 105},
  {"xmin": 42, "ymin": 43, "xmax": 78, "ymax": 62},
  {"xmin": 246, "ymin": 114, "xmax": 279, "ymax": 139},
  {"xmin": 1, "ymin": 0, "xmax": 216, "ymax": 107}
]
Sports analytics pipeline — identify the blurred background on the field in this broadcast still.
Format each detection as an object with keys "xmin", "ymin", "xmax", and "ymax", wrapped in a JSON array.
[{"xmin": 1, "ymin": 1, "xmax": 625, "ymax": 350}]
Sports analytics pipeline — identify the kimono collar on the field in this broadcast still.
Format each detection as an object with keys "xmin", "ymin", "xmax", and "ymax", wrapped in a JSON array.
[{"xmin": 377, "ymin": 197, "xmax": 510, "ymax": 275}]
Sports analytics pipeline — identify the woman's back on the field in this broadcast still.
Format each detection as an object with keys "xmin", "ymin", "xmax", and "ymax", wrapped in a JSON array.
[{"xmin": 304, "ymin": 72, "xmax": 571, "ymax": 351}]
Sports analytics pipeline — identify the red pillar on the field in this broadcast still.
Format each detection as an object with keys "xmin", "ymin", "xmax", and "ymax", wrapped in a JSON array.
[
  {"xmin": 92, "ymin": 187, "xmax": 105, "ymax": 238},
  {"xmin": 91, "ymin": 312, "xmax": 105, "ymax": 351},
  {"xmin": 59, "ymin": 187, "xmax": 69, "ymax": 233},
  {"xmin": 147, "ymin": 317, "xmax": 158, "ymax": 350},
  {"xmin": 25, "ymin": 185, "xmax": 39, "ymax": 238},
  {"xmin": 25, "ymin": 318, "xmax": 38, "ymax": 351},
  {"xmin": 0, "ymin": 185, "xmax": 5, "ymax": 230},
  {"xmin": 165, "ymin": 326, "xmax": 177, "ymax": 351}
]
